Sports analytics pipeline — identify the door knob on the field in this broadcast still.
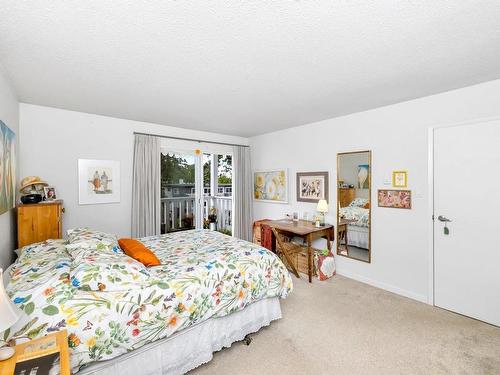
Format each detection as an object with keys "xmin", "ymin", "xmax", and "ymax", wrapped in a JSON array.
[{"xmin": 437, "ymin": 215, "xmax": 452, "ymax": 222}]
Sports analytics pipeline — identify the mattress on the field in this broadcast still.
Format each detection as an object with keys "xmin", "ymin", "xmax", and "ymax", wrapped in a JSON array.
[{"xmin": 79, "ymin": 297, "xmax": 281, "ymax": 375}]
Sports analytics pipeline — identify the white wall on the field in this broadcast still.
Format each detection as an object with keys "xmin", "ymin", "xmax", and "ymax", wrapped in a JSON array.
[
  {"xmin": 251, "ymin": 78, "xmax": 500, "ymax": 303},
  {"xmin": 0, "ymin": 68, "xmax": 19, "ymax": 270},
  {"xmin": 19, "ymin": 104, "xmax": 248, "ymax": 238}
]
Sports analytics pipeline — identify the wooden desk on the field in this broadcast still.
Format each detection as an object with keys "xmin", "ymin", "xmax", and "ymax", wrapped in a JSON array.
[
  {"xmin": 0, "ymin": 330, "xmax": 70, "ymax": 375},
  {"xmin": 264, "ymin": 220, "xmax": 334, "ymax": 283}
]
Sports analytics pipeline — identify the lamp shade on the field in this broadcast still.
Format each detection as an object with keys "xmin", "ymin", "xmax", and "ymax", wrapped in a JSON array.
[
  {"xmin": 0, "ymin": 269, "xmax": 21, "ymax": 334},
  {"xmin": 317, "ymin": 199, "xmax": 328, "ymax": 213}
]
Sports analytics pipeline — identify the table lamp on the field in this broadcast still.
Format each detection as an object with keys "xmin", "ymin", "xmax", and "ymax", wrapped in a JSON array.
[
  {"xmin": 0, "ymin": 268, "xmax": 21, "ymax": 360},
  {"xmin": 316, "ymin": 199, "xmax": 328, "ymax": 226}
]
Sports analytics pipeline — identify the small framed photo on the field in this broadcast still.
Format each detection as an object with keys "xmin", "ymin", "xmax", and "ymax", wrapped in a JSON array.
[
  {"xmin": 43, "ymin": 186, "xmax": 57, "ymax": 201},
  {"xmin": 392, "ymin": 171, "xmax": 408, "ymax": 188}
]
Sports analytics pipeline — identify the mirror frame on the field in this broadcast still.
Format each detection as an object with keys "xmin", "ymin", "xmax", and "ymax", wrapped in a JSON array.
[{"xmin": 336, "ymin": 150, "xmax": 372, "ymax": 263}]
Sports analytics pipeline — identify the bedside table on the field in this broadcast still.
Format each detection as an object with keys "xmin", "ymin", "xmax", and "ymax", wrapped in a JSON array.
[{"xmin": 0, "ymin": 330, "xmax": 70, "ymax": 375}]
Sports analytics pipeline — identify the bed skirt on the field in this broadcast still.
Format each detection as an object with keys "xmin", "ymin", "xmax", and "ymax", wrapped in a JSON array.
[
  {"xmin": 347, "ymin": 225, "xmax": 369, "ymax": 249},
  {"xmin": 78, "ymin": 297, "xmax": 282, "ymax": 375}
]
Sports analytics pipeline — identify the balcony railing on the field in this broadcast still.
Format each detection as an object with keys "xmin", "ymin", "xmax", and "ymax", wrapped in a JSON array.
[{"xmin": 161, "ymin": 196, "xmax": 232, "ymax": 234}]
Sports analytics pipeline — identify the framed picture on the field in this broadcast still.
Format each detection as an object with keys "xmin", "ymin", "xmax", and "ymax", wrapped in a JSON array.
[
  {"xmin": 392, "ymin": 170, "xmax": 408, "ymax": 188},
  {"xmin": 0, "ymin": 120, "xmax": 16, "ymax": 215},
  {"xmin": 296, "ymin": 171, "xmax": 329, "ymax": 203},
  {"xmin": 43, "ymin": 186, "xmax": 57, "ymax": 200},
  {"xmin": 358, "ymin": 164, "xmax": 370, "ymax": 189},
  {"xmin": 254, "ymin": 169, "xmax": 288, "ymax": 203},
  {"xmin": 78, "ymin": 159, "xmax": 120, "ymax": 205},
  {"xmin": 377, "ymin": 189, "xmax": 411, "ymax": 209}
]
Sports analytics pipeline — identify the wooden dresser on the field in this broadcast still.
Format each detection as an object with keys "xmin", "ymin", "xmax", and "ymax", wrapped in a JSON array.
[
  {"xmin": 338, "ymin": 188, "xmax": 355, "ymax": 207},
  {"xmin": 17, "ymin": 200, "xmax": 64, "ymax": 248}
]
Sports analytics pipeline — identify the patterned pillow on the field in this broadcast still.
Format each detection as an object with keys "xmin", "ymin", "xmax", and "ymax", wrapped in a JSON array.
[
  {"xmin": 349, "ymin": 198, "xmax": 369, "ymax": 207},
  {"xmin": 69, "ymin": 251, "xmax": 151, "ymax": 292},
  {"xmin": 66, "ymin": 240, "xmax": 122, "ymax": 260},
  {"xmin": 67, "ymin": 228, "xmax": 119, "ymax": 247},
  {"xmin": 15, "ymin": 239, "xmax": 68, "ymax": 260},
  {"xmin": 8, "ymin": 240, "xmax": 71, "ymax": 293}
]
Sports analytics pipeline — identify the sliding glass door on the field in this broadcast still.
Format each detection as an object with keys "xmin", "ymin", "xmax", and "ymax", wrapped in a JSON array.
[
  {"xmin": 160, "ymin": 151, "xmax": 199, "ymax": 233},
  {"xmin": 202, "ymin": 153, "xmax": 233, "ymax": 235},
  {"xmin": 160, "ymin": 148, "xmax": 233, "ymax": 235}
]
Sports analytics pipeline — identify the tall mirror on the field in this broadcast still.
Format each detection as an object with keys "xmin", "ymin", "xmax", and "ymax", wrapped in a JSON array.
[{"xmin": 337, "ymin": 151, "xmax": 371, "ymax": 263}]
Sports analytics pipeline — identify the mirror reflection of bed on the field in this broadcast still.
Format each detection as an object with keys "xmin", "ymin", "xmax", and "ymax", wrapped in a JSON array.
[{"xmin": 337, "ymin": 151, "xmax": 371, "ymax": 263}]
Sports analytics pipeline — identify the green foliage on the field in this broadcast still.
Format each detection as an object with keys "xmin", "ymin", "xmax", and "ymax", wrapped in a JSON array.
[
  {"xmin": 218, "ymin": 175, "xmax": 231, "ymax": 184},
  {"xmin": 161, "ymin": 153, "xmax": 232, "ymax": 194},
  {"xmin": 203, "ymin": 154, "xmax": 232, "ymax": 186},
  {"xmin": 161, "ymin": 153, "xmax": 195, "ymax": 189},
  {"xmin": 217, "ymin": 228, "xmax": 232, "ymax": 236}
]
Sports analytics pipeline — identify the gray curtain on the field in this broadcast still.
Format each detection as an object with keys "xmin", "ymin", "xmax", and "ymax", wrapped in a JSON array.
[
  {"xmin": 232, "ymin": 145, "xmax": 253, "ymax": 241},
  {"xmin": 132, "ymin": 134, "xmax": 161, "ymax": 238}
]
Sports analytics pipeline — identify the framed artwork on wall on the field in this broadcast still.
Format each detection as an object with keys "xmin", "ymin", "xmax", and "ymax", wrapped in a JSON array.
[
  {"xmin": 392, "ymin": 170, "xmax": 408, "ymax": 188},
  {"xmin": 78, "ymin": 159, "xmax": 121, "ymax": 205},
  {"xmin": 296, "ymin": 171, "xmax": 329, "ymax": 203},
  {"xmin": 0, "ymin": 120, "xmax": 16, "ymax": 215},
  {"xmin": 377, "ymin": 189, "xmax": 411, "ymax": 209},
  {"xmin": 357, "ymin": 164, "xmax": 370, "ymax": 189},
  {"xmin": 253, "ymin": 169, "xmax": 288, "ymax": 203}
]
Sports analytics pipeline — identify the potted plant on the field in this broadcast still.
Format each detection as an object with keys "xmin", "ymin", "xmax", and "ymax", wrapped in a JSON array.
[{"xmin": 208, "ymin": 207, "xmax": 217, "ymax": 231}]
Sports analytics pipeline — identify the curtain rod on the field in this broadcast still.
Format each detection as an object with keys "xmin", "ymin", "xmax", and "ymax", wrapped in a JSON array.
[{"xmin": 133, "ymin": 132, "xmax": 250, "ymax": 148}]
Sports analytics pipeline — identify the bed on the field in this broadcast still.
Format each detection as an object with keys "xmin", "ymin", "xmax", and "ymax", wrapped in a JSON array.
[
  {"xmin": 5, "ymin": 229, "xmax": 293, "ymax": 374},
  {"xmin": 339, "ymin": 203, "xmax": 370, "ymax": 249}
]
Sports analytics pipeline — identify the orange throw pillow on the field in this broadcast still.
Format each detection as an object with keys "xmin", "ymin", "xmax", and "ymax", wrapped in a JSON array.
[
  {"xmin": 118, "ymin": 238, "xmax": 161, "ymax": 267},
  {"xmin": 363, "ymin": 202, "xmax": 370, "ymax": 209}
]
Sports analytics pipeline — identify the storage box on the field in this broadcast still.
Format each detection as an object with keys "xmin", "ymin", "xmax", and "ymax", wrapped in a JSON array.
[{"xmin": 291, "ymin": 246, "xmax": 319, "ymax": 277}]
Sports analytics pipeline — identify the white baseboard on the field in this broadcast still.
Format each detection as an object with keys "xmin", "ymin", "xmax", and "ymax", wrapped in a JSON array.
[{"xmin": 336, "ymin": 269, "xmax": 429, "ymax": 304}]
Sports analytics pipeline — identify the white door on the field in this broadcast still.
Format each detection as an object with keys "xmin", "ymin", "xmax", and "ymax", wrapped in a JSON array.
[{"xmin": 434, "ymin": 120, "xmax": 500, "ymax": 326}]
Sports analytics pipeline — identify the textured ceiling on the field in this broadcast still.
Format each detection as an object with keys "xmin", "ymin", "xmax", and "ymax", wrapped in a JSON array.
[{"xmin": 1, "ymin": 1, "xmax": 500, "ymax": 137}]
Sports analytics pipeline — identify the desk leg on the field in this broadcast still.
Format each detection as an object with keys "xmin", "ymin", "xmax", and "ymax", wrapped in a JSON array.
[
  {"xmin": 307, "ymin": 234, "xmax": 312, "ymax": 283},
  {"xmin": 326, "ymin": 230, "xmax": 332, "ymax": 252}
]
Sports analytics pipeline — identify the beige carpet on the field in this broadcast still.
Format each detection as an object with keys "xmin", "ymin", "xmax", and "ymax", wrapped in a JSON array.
[{"xmin": 190, "ymin": 275, "xmax": 500, "ymax": 375}]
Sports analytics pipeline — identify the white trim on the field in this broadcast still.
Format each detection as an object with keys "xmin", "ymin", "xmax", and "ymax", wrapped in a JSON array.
[
  {"xmin": 428, "ymin": 115, "xmax": 500, "ymax": 130},
  {"xmin": 427, "ymin": 128, "xmax": 434, "ymax": 305},
  {"xmin": 336, "ymin": 269, "xmax": 428, "ymax": 303},
  {"xmin": 427, "ymin": 115, "xmax": 500, "ymax": 307},
  {"xmin": 194, "ymin": 153, "xmax": 203, "ymax": 229}
]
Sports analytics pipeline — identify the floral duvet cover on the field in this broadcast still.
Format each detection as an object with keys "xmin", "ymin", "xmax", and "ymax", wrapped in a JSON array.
[
  {"xmin": 339, "ymin": 206, "xmax": 370, "ymax": 227},
  {"xmin": 6, "ymin": 230, "xmax": 293, "ymax": 372}
]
